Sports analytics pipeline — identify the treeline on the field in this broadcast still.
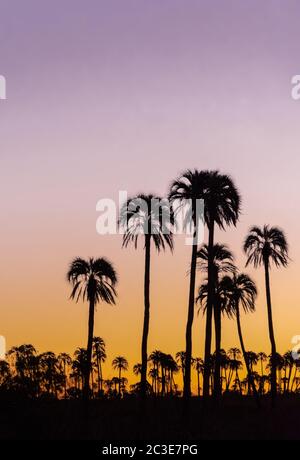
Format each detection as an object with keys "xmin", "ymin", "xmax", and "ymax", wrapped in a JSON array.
[{"xmin": 0, "ymin": 341, "xmax": 299, "ymax": 399}]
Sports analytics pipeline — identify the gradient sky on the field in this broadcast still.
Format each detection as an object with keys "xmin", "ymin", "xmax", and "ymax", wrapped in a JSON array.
[{"xmin": 1, "ymin": 0, "xmax": 300, "ymax": 390}]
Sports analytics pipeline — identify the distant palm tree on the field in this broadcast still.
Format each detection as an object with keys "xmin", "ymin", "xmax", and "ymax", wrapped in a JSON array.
[
  {"xmin": 112, "ymin": 356, "xmax": 128, "ymax": 396},
  {"xmin": 73, "ymin": 347, "xmax": 88, "ymax": 391},
  {"xmin": 244, "ymin": 225, "xmax": 289, "ymax": 404},
  {"xmin": 228, "ymin": 348, "xmax": 242, "ymax": 392},
  {"xmin": 58, "ymin": 353, "xmax": 72, "ymax": 398},
  {"xmin": 257, "ymin": 352, "xmax": 267, "ymax": 377},
  {"xmin": 148, "ymin": 367, "xmax": 159, "ymax": 394},
  {"xmin": 164, "ymin": 354, "xmax": 178, "ymax": 395},
  {"xmin": 283, "ymin": 351, "xmax": 294, "ymax": 393},
  {"xmin": 223, "ymin": 273, "xmax": 260, "ymax": 406},
  {"xmin": 175, "ymin": 351, "xmax": 186, "ymax": 391},
  {"xmin": 93, "ymin": 337, "xmax": 106, "ymax": 393},
  {"xmin": 120, "ymin": 194, "xmax": 173, "ymax": 398},
  {"xmin": 67, "ymin": 257, "xmax": 117, "ymax": 399},
  {"xmin": 197, "ymin": 243, "xmax": 235, "ymax": 398},
  {"xmin": 133, "ymin": 363, "xmax": 142, "ymax": 376},
  {"xmin": 192, "ymin": 358, "xmax": 204, "ymax": 396}
]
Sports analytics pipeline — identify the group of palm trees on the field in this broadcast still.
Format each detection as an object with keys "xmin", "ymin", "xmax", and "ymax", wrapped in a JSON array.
[
  {"xmin": 1, "ymin": 342, "xmax": 300, "ymax": 400},
  {"xmin": 0, "ymin": 169, "xmax": 287, "ymax": 406},
  {"xmin": 65, "ymin": 169, "xmax": 289, "ymax": 406}
]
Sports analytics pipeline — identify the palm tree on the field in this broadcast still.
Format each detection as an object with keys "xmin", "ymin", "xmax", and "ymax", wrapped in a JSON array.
[
  {"xmin": 223, "ymin": 273, "xmax": 260, "ymax": 406},
  {"xmin": 197, "ymin": 243, "xmax": 235, "ymax": 398},
  {"xmin": 112, "ymin": 356, "xmax": 128, "ymax": 396},
  {"xmin": 120, "ymin": 194, "xmax": 173, "ymax": 398},
  {"xmin": 175, "ymin": 351, "xmax": 186, "ymax": 391},
  {"xmin": 93, "ymin": 337, "xmax": 106, "ymax": 394},
  {"xmin": 164, "ymin": 355, "xmax": 178, "ymax": 395},
  {"xmin": 228, "ymin": 348, "xmax": 242, "ymax": 392},
  {"xmin": 169, "ymin": 170, "xmax": 206, "ymax": 400},
  {"xmin": 170, "ymin": 170, "xmax": 240, "ymax": 400},
  {"xmin": 257, "ymin": 352, "xmax": 267, "ymax": 377},
  {"xmin": 192, "ymin": 358, "xmax": 204, "ymax": 396},
  {"xmin": 133, "ymin": 363, "xmax": 142, "ymax": 377},
  {"xmin": 58, "ymin": 353, "xmax": 72, "ymax": 398},
  {"xmin": 283, "ymin": 351, "xmax": 294, "ymax": 393},
  {"xmin": 244, "ymin": 225, "xmax": 289, "ymax": 404},
  {"xmin": 67, "ymin": 257, "xmax": 117, "ymax": 399},
  {"xmin": 201, "ymin": 172, "xmax": 240, "ymax": 401}
]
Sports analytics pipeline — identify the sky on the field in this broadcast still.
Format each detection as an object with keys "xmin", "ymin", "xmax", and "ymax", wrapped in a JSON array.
[{"xmin": 1, "ymin": 0, "xmax": 300, "ymax": 391}]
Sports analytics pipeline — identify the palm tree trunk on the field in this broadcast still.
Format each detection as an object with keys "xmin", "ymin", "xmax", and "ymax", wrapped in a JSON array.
[
  {"xmin": 64, "ymin": 362, "xmax": 67, "ymax": 399},
  {"xmin": 264, "ymin": 258, "xmax": 277, "ymax": 405},
  {"xmin": 119, "ymin": 368, "xmax": 121, "ymax": 396},
  {"xmin": 183, "ymin": 217, "xmax": 198, "ymax": 400},
  {"xmin": 236, "ymin": 304, "xmax": 260, "ymax": 408},
  {"xmin": 213, "ymin": 297, "xmax": 222, "ymax": 401},
  {"xmin": 100, "ymin": 360, "xmax": 103, "ymax": 391},
  {"xmin": 203, "ymin": 220, "xmax": 215, "ymax": 400},
  {"xmin": 141, "ymin": 234, "xmax": 151, "ymax": 399},
  {"xmin": 84, "ymin": 298, "xmax": 95, "ymax": 400},
  {"xmin": 96, "ymin": 355, "xmax": 100, "ymax": 393},
  {"xmin": 197, "ymin": 370, "xmax": 200, "ymax": 397}
]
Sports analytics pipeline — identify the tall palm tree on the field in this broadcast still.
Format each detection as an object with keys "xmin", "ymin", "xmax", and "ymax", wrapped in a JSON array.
[
  {"xmin": 67, "ymin": 257, "xmax": 117, "ymax": 399},
  {"xmin": 120, "ymin": 194, "xmax": 173, "ymax": 398},
  {"xmin": 92, "ymin": 337, "xmax": 106, "ymax": 393},
  {"xmin": 201, "ymin": 172, "xmax": 240, "ymax": 401},
  {"xmin": 170, "ymin": 170, "xmax": 240, "ymax": 400},
  {"xmin": 169, "ymin": 170, "xmax": 206, "ymax": 400},
  {"xmin": 197, "ymin": 243, "xmax": 235, "ymax": 398},
  {"xmin": 112, "ymin": 356, "xmax": 129, "ymax": 396},
  {"xmin": 223, "ymin": 273, "xmax": 260, "ymax": 406},
  {"xmin": 244, "ymin": 225, "xmax": 288, "ymax": 404}
]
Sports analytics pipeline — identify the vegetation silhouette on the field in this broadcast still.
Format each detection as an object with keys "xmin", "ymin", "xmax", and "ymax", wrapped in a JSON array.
[
  {"xmin": 244, "ymin": 225, "xmax": 289, "ymax": 405},
  {"xmin": 120, "ymin": 194, "xmax": 173, "ymax": 399},
  {"xmin": 1, "ymin": 169, "xmax": 295, "ymax": 439},
  {"xmin": 67, "ymin": 257, "xmax": 117, "ymax": 399}
]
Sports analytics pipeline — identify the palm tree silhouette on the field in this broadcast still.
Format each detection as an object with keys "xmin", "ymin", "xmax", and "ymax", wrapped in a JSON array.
[
  {"xmin": 112, "ymin": 356, "xmax": 129, "ymax": 396},
  {"xmin": 257, "ymin": 352, "xmax": 267, "ymax": 377},
  {"xmin": 120, "ymin": 194, "xmax": 173, "ymax": 398},
  {"xmin": 228, "ymin": 348, "xmax": 242, "ymax": 392},
  {"xmin": 223, "ymin": 273, "xmax": 260, "ymax": 406},
  {"xmin": 197, "ymin": 243, "xmax": 235, "ymax": 398},
  {"xmin": 67, "ymin": 257, "xmax": 117, "ymax": 399},
  {"xmin": 92, "ymin": 337, "xmax": 106, "ymax": 394},
  {"xmin": 169, "ymin": 170, "xmax": 210, "ymax": 399},
  {"xmin": 192, "ymin": 357, "xmax": 204, "ymax": 396},
  {"xmin": 244, "ymin": 225, "xmax": 289, "ymax": 405},
  {"xmin": 58, "ymin": 353, "xmax": 72, "ymax": 398},
  {"xmin": 170, "ymin": 170, "xmax": 240, "ymax": 400},
  {"xmin": 133, "ymin": 363, "xmax": 142, "ymax": 377},
  {"xmin": 175, "ymin": 351, "xmax": 186, "ymax": 391},
  {"xmin": 200, "ymin": 171, "xmax": 240, "ymax": 401}
]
